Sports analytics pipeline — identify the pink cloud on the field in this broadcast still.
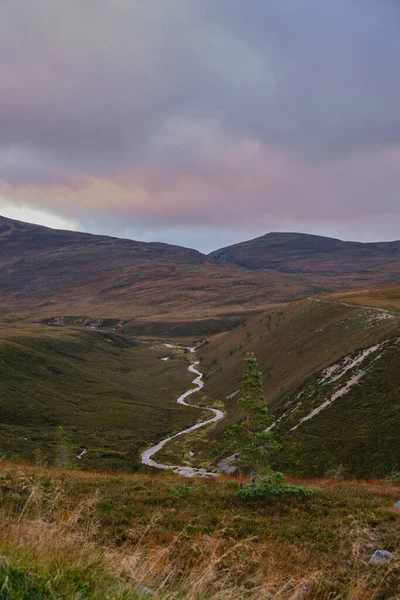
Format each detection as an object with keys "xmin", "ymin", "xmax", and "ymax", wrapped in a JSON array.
[{"xmin": 2, "ymin": 141, "xmax": 399, "ymax": 234}]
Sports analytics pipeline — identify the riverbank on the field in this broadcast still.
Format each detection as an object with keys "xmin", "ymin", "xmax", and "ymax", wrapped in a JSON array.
[{"xmin": 141, "ymin": 346, "xmax": 225, "ymax": 477}]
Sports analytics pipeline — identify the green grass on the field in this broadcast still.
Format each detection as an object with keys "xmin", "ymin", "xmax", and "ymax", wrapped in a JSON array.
[
  {"xmin": 272, "ymin": 336, "xmax": 400, "ymax": 478},
  {"xmin": 0, "ymin": 323, "xmax": 205, "ymax": 471},
  {"xmin": 0, "ymin": 556, "xmax": 139, "ymax": 600}
]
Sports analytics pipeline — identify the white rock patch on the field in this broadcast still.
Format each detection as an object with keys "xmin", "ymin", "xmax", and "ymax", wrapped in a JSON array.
[{"xmin": 319, "ymin": 344, "xmax": 382, "ymax": 385}]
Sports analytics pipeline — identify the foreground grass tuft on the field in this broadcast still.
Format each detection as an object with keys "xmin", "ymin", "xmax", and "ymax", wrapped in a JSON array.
[{"xmin": 0, "ymin": 462, "xmax": 398, "ymax": 598}]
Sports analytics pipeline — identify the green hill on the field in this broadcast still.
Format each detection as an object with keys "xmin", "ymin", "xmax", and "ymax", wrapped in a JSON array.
[{"xmin": 198, "ymin": 286, "xmax": 400, "ymax": 477}]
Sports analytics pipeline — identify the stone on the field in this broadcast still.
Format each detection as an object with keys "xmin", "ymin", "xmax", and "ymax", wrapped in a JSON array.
[
  {"xmin": 369, "ymin": 550, "xmax": 393, "ymax": 564},
  {"xmin": 216, "ymin": 453, "xmax": 237, "ymax": 474},
  {"xmin": 394, "ymin": 501, "xmax": 400, "ymax": 512}
]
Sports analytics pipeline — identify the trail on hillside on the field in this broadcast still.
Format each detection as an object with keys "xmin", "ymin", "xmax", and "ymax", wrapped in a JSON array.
[
  {"xmin": 308, "ymin": 296, "xmax": 396, "ymax": 316},
  {"xmin": 141, "ymin": 346, "xmax": 224, "ymax": 477}
]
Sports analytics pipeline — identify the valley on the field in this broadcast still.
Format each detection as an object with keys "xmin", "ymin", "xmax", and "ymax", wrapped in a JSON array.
[
  {"xmin": 141, "ymin": 348, "xmax": 224, "ymax": 477},
  {"xmin": 0, "ymin": 323, "xmax": 208, "ymax": 471},
  {"xmin": 1, "ymin": 215, "xmax": 400, "ymax": 480},
  {"xmin": 0, "ymin": 217, "xmax": 399, "ymax": 599}
]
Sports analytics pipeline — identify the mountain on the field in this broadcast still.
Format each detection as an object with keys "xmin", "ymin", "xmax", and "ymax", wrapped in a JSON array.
[
  {"xmin": 0, "ymin": 216, "xmax": 314, "ymax": 334},
  {"xmin": 198, "ymin": 284, "xmax": 400, "ymax": 477},
  {"xmin": 209, "ymin": 232, "xmax": 400, "ymax": 290}
]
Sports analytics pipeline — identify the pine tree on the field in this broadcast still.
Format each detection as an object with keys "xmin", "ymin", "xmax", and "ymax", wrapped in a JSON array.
[{"xmin": 225, "ymin": 353, "xmax": 280, "ymax": 486}]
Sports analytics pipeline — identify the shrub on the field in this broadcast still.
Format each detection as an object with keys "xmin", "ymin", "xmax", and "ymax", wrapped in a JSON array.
[{"xmin": 235, "ymin": 473, "xmax": 313, "ymax": 502}]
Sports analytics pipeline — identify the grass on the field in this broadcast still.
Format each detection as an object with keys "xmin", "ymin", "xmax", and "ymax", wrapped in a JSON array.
[
  {"xmin": 0, "ymin": 323, "xmax": 206, "ymax": 472},
  {"xmin": 198, "ymin": 291, "xmax": 400, "ymax": 478},
  {"xmin": 271, "ymin": 335, "xmax": 400, "ymax": 478},
  {"xmin": 0, "ymin": 462, "xmax": 399, "ymax": 598}
]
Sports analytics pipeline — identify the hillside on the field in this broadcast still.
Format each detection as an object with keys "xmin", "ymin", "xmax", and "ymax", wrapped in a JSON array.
[
  {"xmin": 198, "ymin": 284, "xmax": 400, "ymax": 477},
  {"xmin": 210, "ymin": 232, "xmax": 400, "ymax": 290},
  {"xmin": 0, "ymin": 216, "xmax": 314, "ymax": 334},
  {"xmin": 0, "ymin": 323, "xmax": 204, "ymax": 470}
]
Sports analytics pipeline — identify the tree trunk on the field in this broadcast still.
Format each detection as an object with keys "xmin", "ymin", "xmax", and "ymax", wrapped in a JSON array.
[{"xmin": 250, "ymin": 468, "xmax": 256, "ymax": 484}]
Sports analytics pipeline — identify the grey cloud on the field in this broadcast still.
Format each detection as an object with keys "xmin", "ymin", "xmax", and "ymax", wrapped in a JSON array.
[
  {"xmin": 0, "ymin": 0, "xmax": 399, "ymax": 246},
  {"xmin": 2, "ymin": 0, "xmax": 399, "ymax": 172}
]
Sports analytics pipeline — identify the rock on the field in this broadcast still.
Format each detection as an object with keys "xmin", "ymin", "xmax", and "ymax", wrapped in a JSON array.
[
  {"xmin": 369, "ymin": 550, "xmax": 394, "ymax": 564},
  {"xmin": 216, "ymin": 453, "xmax": 237, "ymax": 474},
  {"xmin": 394, "ymin": 501, "xmax": 400, "ymax": 512}
]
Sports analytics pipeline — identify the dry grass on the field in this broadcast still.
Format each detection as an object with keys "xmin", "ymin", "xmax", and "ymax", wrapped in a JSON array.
[{"xmin": 0, "ymin": 463, "xmax": 399, "ymax": 598}]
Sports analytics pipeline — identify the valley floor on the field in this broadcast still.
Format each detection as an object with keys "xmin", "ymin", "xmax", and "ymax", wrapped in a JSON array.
[{"xmin": 0, "ymin": 462, "xmax": 399, "ymax": 599}]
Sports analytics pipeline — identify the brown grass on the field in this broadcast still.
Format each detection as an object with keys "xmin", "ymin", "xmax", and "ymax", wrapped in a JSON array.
[{"xmin": 0, "ymin": 462, "xmax": 399, "ymax": 598}]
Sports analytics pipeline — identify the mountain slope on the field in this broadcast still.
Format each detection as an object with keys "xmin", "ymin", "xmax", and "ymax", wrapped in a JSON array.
[
  {"xmin": 0, "ymin": 216, "xmax": 314, "ymax": 333},
  {"xmin": 271, "ymin": 334, "xmax": 400, "ymax": 477},
  {"xmin": 209, "ymin": 232, "xmax": 400, "ymax": 290},
  {"xmin": 198, "ymin": 284, "xmax": 400, "ymax": 477}
]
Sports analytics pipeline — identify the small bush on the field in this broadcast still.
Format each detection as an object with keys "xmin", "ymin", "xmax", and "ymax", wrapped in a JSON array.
[{"xmin": 235, "ymin": 473, "xmax": 313, "ymax": 502}]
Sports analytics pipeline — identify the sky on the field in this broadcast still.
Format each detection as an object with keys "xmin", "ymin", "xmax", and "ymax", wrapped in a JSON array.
[{"xmin": 1, "ymin": 0, "xmax": 399, "ymax": 253}]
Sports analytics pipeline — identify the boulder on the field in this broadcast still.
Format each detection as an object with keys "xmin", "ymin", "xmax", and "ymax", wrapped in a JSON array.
[{"xmin": 369, "ymin": 550, "xmax": 393, "ymax": 565}]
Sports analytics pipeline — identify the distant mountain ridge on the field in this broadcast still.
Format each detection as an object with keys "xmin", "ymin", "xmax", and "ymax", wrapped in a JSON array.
[
  {"xmin": 0, "ymin": 216, "xmax": 312, "ymax": 333},
  {"xmin": 0, "ymin": 215, "xmax": 205, "ymax": 262},
  {"xmin": 209, "ymin": 231, "xmax": 400, "ymax": 289},
  {"xmin": 2, "ymin": 216, "xmax": 400, "ymax": 333}
]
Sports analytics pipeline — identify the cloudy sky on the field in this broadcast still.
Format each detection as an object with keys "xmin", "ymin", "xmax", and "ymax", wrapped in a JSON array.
[{"xmin": 1, "ymin": 0, "xmax": 399, "ymax": 252}]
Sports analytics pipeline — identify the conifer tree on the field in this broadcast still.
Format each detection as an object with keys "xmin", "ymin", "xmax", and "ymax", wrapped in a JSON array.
[{"xmin": 225, "ymin": 353, "xmax": 280, "ymax": 485}]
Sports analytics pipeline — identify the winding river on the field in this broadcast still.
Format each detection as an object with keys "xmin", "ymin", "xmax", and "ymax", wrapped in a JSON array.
[{"xmin": 141, "ymin": 346, "xmax": 224, "ymax": 477}]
